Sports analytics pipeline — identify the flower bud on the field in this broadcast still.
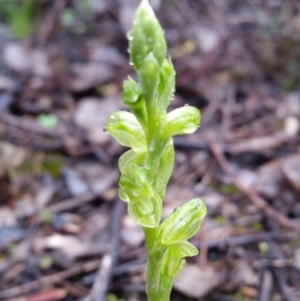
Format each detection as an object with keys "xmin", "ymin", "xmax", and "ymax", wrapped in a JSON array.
[
  {"xmin": 129, "ymin": 0, "xmax": 166, "ymax": 69},
  {"xmin": 119, "ymin": 164, "xmax": 151, "ymax": 201},
  {"xmin": 157, "ymin": 58, "xmax": 175, "ymax": 113},
  {"xmin": 122, "ymin": 77, "xmax": 141, "ymax": 104},
  {"xmin": 107, "ymin": 111, "xmax": 145, "ymax": 147},
  {"xmin": 155, "ymin": 139, "xmax": 174, "ymax": 198},
  {"xmin": 122, "ymin": 78, "xmax": 148, "ymax": 129},
  {"xmin": 158, "ymin": 198, "xmax": 206, "ymax": 245},
  {"xmin": 139, "ymin": 52, "xmax": 160, "ymax": 103},
  {"xmin": 160, "ymin": 241, "xmax": 198, "ymax": 277},
  {"xmin": 118, "ymin": 150, "xmax": 145, "ymax": 173},
  {"xmin": 161, "ymin": 106, "xmax": 201, "ymax": 139},
  {"xmin": 128, "ymin": 191, "xmax": 162, "ymax": 228},
  {"xmin": 160, "ymin": 247, "xmax": 183, "ymax": 277}
]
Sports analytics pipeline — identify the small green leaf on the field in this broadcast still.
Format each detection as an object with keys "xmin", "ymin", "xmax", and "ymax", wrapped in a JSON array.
[
  {"xmin": 158, "ymin": 198, "xmax": 206, "ymax": 245},
  {"xmin": 39, "ymin": 255, "xmax": 53, "ymax": 270},
  {"xmin": 37, "ymin": 114, "xmax": 58, "ymax": 129},
  {"xmin": 107, "ymin": 111, "xmax": 145, "ymax": 147}
]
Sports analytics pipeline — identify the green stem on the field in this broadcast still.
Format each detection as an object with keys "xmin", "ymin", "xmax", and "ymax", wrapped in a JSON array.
[
  {"xmin": 145, "ymin": 244, "xmax": 173, "ymax": 301},
  {"xmin": 143, "ymin": 227, "xmax": 158, "ymax": 252},
  {"xmin": 146, "ymin": 245, "xmax": 164, "ymax": 301}
]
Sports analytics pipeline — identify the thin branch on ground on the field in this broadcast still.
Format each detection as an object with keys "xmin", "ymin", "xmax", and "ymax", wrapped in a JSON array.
[
  {"xmin": 37, "ymin": 0, "xmax": 71, "ymax": 48},
  {"xmin": 0, "ymin": 260, "xmax": 101, "ymax": 299},
  {"xmin": 204, "ymin": 130, "xmax": 300, "ymax": 233},
  {"xmin": 83, "ymin": 200, "xmax": 126, "ymax": 301}
]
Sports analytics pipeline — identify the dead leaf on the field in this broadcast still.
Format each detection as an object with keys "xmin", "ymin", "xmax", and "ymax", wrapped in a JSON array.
[
  {"xmin": 74, "ymin": 96, "xmax": 122, "ymax": 144},
  {"xmin": 174, "ymin": 264, "xmax": 219, "ymax": 298},
  {"xmin": 232, "ymin": 261, "xmax": 259, "ymax": 286},
  {"xmin": 121, "ymin": 215, "xmax": 144, "ymax": 247},
  {"xmin": 195, "ymin": 26, "xmax": 219, "ymax": 53},
  {"xmin": 255, "ymin": 155, "xmax": 299, "ymax": 212},
  {"xmin": 3, "ymin": 44, "xmax": 51, "ymax": 77},
  {"xmin": 70, "ymin": 63, "xmax": 114, "ymax": 92},
  {"xmin": 281, "ymin": 154, "xmax": 300, "ymax": 192},
  {"xmin": 90, "ymin": 45, "xmax": 125, "ymax": 66},
  {"xmin": 3, "ymin": 43, "xmax": 30, "ymax": 72}
]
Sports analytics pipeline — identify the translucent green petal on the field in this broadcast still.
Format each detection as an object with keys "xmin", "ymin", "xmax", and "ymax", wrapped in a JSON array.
[
  {"xmin": 161, "ymin": 106, "xmax": 201, "ymax": 139},
  {"xmin": 122, "ymin": 78, "xmax": 148, "ymax": 130},
  {"xmin": 160, "ymin": 247, "xmax": 185, "ymax": 277},
  {"xmin": 157, "ymin": 59, "xmax": 176, "ymax": 113},
  {"xmin": 122, "ymin": 77, "xmax": 141, "ymax": 104},
  {"xmin": 169, "ymin": 241, "xmax": 199, "ymax": 258},
  {"xmin": 158, "ymin": 198, "xmax": 206, "ymax": 245},
  {"xmin": 119, "ymin": 164, "xmax": 151, "ymax": 201},
  {"xmin": 118, "ymin": 150, "xmax": 146, "ymax": 173},
  {"xmin": 128, "ymin": 191, "xmax": 162, "ymax": 228},
  {"xmin": 155, "ymin": 139, "xmax": 174, "ymax": 199},
  {"xmin": 107, "ymin": 111, "xmax": 145, "ymax": 147}
]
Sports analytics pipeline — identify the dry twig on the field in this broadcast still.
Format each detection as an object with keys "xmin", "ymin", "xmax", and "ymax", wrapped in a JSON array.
[
  {"xmin": 83, "ymin": 200, "xmax": 126, "ymax": 301},
  {"xmin": 0, "ymin": 260, "xmax": 100, "ymax": 299},
  {"xmin": 204, "ymin": 131, "xmax": 300, "ymax": 233},
  {"xmin": 37, "ymin": 0, "xmax": 71, "ymax": 47}
]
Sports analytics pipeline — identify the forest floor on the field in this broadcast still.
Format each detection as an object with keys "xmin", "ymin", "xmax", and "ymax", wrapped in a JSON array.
[{"xmin": 0, "ymin": 0, "xmax": 300, "ymax": 301}]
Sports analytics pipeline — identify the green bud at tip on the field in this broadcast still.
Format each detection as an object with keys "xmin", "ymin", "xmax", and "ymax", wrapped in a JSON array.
[{"xmin": 129, "ymin": 0, "xmax": 167, "ymax": 70}]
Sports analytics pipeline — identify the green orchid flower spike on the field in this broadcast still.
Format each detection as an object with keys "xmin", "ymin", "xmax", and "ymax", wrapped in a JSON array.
[{"xmin": 106, "ymin": 0, "xmax": 207, "ymax": 300}]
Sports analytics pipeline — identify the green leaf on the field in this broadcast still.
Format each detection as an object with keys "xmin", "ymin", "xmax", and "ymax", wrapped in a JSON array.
[
  {"xmin": 37, "ymin": 114, "xmax": 58, "ymax": 129},
  {"xmin": 158, "ymin": 198, "xmax": 206, "ymax": 245},
  {"xmin": 107, "ymin": 111, "xmax": 145, "ymax": 147}
]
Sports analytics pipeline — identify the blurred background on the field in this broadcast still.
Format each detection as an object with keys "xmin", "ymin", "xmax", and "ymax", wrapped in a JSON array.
[{"xmin": 0, "ymin": 0, "xmax": 300, "ymax": 300}]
